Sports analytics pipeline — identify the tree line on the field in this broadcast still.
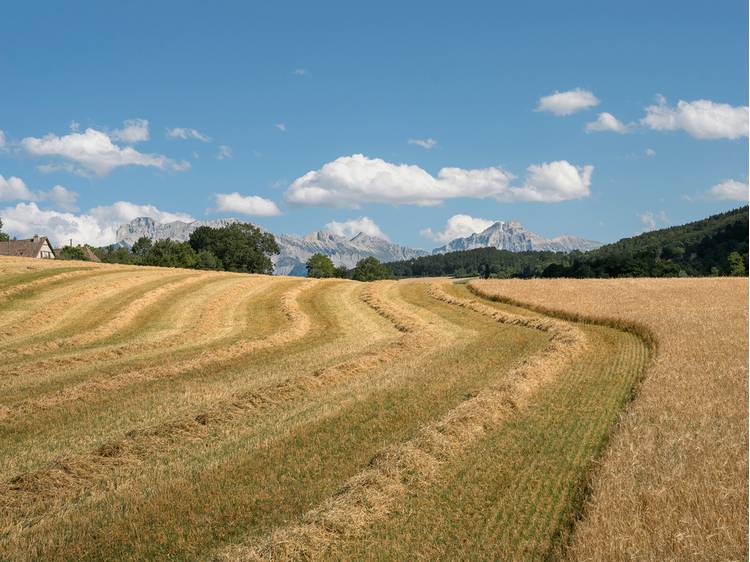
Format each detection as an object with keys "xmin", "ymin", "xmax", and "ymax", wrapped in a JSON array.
[
  {"xmin": 95, "ymin": 223, "xmax": 280, "ymax": 274},
  {"xmin": 386, "ymin": 206, "xmax": 749, "ymax": 278}
]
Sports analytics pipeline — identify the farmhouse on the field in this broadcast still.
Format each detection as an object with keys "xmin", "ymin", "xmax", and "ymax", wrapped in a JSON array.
[{"xmin": 0, "ymin": 235, "xmax": 56, "ymax": 259}]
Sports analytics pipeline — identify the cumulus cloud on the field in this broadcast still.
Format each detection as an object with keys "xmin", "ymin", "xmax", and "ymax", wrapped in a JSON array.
[
  {"xmin": 421, "ymin": 214, "xmax": 495, "ymax": 243},
  {"xmin": 284, "ymin": 154, "xmax": 592, "ymax": 208},
  {"xmin": 213, "ymin": 192, "xmax": 282, "ymax": 216},
  {"xmin": 585, "ymin": 112, "xmax": 632, "ymax": 134},
  {"xmin": 166, "ymin": 127, "xmax": 211, "ymax": 142},
  {"xmin": 275, "ymin": 123, "xmax": 286, "ymax": 132},
  {"xmin": 536, "ymin": 88, "xmax": 599, "ymax": 116},
  {"xmin": 110, "ymin": 118, "xmax": 150, "ymax": 143},
  {"xmin": 0, "ymin": 175, "xmax": 78, "ymax": 211},
  {"xmin": 408, "ymin": 138, "xmax": 438, "ymax": 149},
  {"xmin": 641, "ymin": 96, "xmax": 749, "ymax": 140},
  {"xmin": 0, "ymin": 201, "xmax": 192, "ymax": 246},
  {"xmin": 324, "ymin": 216, "xmax": 388, "ymax": 240},
  {"xmin": 0, "ymin": 175, "xmax": 36, "ymax": 201},
  {"xmin": 638, "ymin": 210, "xmax": 669, "ymax": 232},
  {"xmin": 22, "ymin": 127, "xmax": 189, "ymax": 176},
  {"xmin": 705, "ymin": 179, "xmax": 748, "ymax": 201},
  {"xmin": 217, "ymin": 145, "xmax": 233, "ymax": 160},
  {"xmin": 38, "ymin": 185, "xmax": 79, "ymax": 211},
  {"xmin": 645, "ymin": 148, "xmax": 656, "ymax": 158}
]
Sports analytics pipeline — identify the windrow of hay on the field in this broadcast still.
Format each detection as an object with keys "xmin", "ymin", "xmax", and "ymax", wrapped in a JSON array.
[
  {"xmin": 0, "ymin": 279, "xmax": 435, "ymax": 522},
  {"xmin": 468, "ymin": 277, "xmax": 748, "ymax": 562},
  {"xmin": 0, "ymin": 275, "xmax": 267, "ymax": 392},
  {"xmin": 0, "ymin": 279, "xmax": 314, "ymax": 421},
  {"xmin": 0, "ymin": 268, "xmax": 146, "ymax": 340},
  {"xmin": 213, "ymin": 280, "xmax": 586, "ymax": 561},
  {"xmin": 0, "ymin": 264, "xmax": 99, "ymax": 302}
]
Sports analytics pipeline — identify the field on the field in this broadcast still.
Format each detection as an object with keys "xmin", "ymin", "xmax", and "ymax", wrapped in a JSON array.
[{"xmin": 0, "ymin": 257, "xmax": 743, "ymax": 561}]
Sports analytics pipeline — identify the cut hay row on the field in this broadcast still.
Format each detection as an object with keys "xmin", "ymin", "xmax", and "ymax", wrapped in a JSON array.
[
  {"xmin": 0, "ymin": 279, "xmax": 436, "ymax": 522},
  {"xmin": 0, "ymin": 268, "xmax": 142, "ymax": 339},
  {"xmin": 0, "ymin": 270, "xmax": 199, "ymax": 359},
  {"xmin": 0, "ymin": 278, "xmax": 312, "ymax": 421},
  {"xmin": 213, "ymin": 280, "xmax": 585, "ymax": 560},
  {"xmin": 0, "ymin": 274, "xmax": 240, "ymax": 379},
  {"xmin": 468, "ymin": 278, "xmax": 748, "ymax": 561},
  {"xmin": 0, "ymin": 264, "xmax": 99, "ymax": 302},
  {"xmin": 0, "ymin": 275, "xmax": 271, "ymax": 391}
]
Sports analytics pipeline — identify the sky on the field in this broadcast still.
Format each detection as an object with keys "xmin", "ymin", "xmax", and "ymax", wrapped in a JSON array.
[{"xmin": 0, "ymin": 0, "xmax": 747, "ymax": 249}]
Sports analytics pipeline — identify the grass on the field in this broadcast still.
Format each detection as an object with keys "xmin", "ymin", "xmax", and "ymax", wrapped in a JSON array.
[
  {"xmin": 1, "ymin": 256, "xmax": 737, "ymax": 561},
  {"xmin": 470, "ymin": 277, "xmax": 748, "ymax": 561}
]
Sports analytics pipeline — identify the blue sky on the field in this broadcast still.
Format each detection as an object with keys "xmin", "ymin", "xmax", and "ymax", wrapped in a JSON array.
[{"xmin": 0, "ymin": 0, "xmax": 747, "ymax": 248}]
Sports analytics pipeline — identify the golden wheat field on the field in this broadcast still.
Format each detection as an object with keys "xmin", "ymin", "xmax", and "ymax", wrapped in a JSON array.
[{"xmin": 0, "ymin": 257, "xmax": 744, "ymax": 561}]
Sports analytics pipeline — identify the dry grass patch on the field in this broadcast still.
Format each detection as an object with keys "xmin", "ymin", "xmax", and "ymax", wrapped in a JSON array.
[{"xmin": 470, "ymin": 277, "xmax": 748, "ymax": 561}]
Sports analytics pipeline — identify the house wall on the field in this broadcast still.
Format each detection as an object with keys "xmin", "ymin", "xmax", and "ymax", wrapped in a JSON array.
[{"xmin": 36, "ymin": 240, "xmax": 55, "ymax": 259}]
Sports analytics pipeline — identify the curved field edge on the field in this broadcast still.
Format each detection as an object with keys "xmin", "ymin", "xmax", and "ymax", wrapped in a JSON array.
[
  {"xmin": 468, "ymin": 278, "xmax": 748, "ymax": 562},
  {"xmin": 213, "ymin": 280, "xmax": 587, "ymax": 561}
]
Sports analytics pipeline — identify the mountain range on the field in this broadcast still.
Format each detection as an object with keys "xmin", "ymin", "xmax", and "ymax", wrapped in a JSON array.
[
  {"xmin": 432, "ymin": 220, "xmax": 601, "ymax": 254},
  {"xmin": 115, "ymin": 217, "xmax": 599, "ymax": 275}
]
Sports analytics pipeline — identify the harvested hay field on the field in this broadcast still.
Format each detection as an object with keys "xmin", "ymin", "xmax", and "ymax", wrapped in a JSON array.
[
  {"xmin": 471, "ymin": 277, "xmax": 748, "ymax": 561},
  {"xmin": 2, "ymin": 257, "xmax": 735, "ymax": 561}
]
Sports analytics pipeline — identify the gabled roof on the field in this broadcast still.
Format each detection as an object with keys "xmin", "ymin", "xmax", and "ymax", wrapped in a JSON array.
[{"xmin": 0, "ymin": 237, "xmax": 56, "ymax": 258}]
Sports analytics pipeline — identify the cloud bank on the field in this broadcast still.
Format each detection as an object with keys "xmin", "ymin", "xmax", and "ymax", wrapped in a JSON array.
[
  {"xmin": 0, "ymin": 201, "xmax": 193, "ymax": 246},
  {"xmin": 284, "ymin": 154, "xmax": 592, "ymax": 208}
]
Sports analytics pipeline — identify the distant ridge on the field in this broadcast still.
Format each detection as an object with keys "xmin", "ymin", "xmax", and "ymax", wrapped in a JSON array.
[
  {"xmin": 433, "ymin": 220, "xmax": 601, "ymax": 254},
  {"xmin": 115, "ymin": 217, "xmax": 428, "ymax": 276}
]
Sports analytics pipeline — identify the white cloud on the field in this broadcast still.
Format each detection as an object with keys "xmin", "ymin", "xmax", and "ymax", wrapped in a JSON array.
[
  {"xmin": 421, "ymin": 214, "xmax": 495, "ymax": 243},
  {"xmin": 110, "ymin": 118, "xmax": 150, "ymax": 144},
  {"xmin": 0, "ymin": 130, "xmax": 5, "ymax": 149},
  {"xmin": 275, "ymin": 123, "xmax": 286, "ymax": 132},
  {"xmin": 69, "ymin": 121, "xmax": 80, "ymax": 132},
  {"xmin": 536, "ymin": 88, "xmax": 599, "ymax": 116},
  {"xmin": 39, "ymin": 185, "xmax": 79, "ymax": 212},
  {"xmin": 292, "ymin": 68, "xmax": 309, "ymax": 76},
  {"xmin": 408, "ymin": 138, "xmax": 438, "ymax": 149},
  {"xmin": 638, "ymin": 210, "xmax": 669, "ymax": 232},
  {"xmin": 22, "ymin": 127, "xmax": 189, "ymax": 176},
  {"xmin": 585, "ymin": 112, "xmax": 631, "ymax": 134},
  {"xmin": 166, "ymin": 127, "xmax": 211, "ymax": 142},
  {"xmin": 705, "ymin": 179, "xmax": 748, "ymax": 201},
  {"xmin": 0, "ymin": 175, "xmax": 35, "ymax": 201},
  {"xmin": 0, "ymin": 201, "xmax": 192, "ymax": 247},
  {"xmin": 217, "ymin": 145, "xmax": 233, "ymax": 160},
  {"xmin": 645, "ymin": 148, "xmax": 656, "ymax": 158},
  {"xmin": 324, "ymin": 216, "xmax": 388, "ymax": 240},
  {"xmin": 213, "ymin": 192, "xmax": 282, "ymax": 216},
  {"xmin": 284, "ymin": 154, "xmax": 592, "ymax": 208},
  {"xmin": 511, "ymin": 160, "xmax": 593, "ymax": 203},
  {"xmin": 641, "ymin": 96, "xmax": 749, "ymax": 140},
  {"xmin": 0, "ymin": 174, "xmax": 79, "ymax": 211}
]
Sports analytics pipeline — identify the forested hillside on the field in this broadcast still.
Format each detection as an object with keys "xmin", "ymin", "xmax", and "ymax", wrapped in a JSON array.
[{"xmin": 386, "ymin": 207, "xmax": 749, "ymax": 278}]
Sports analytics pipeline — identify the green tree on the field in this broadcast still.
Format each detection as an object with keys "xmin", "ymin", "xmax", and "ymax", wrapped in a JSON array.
[
  {"xmin": 189, "ymin": 223, "xmax": 279, "ymax": 274},
  {"xmin": 143, "ymin": 239, "xmax": 198, "ymax": 268},
  {"xmin": 727, "ymin": 251, "xmax": 746, "ymax": 276},
  {"xmin": 131, "ymin": 236, "xmax": 153, "ymax": 258},
  {"xmin": 334, "ymin": 265, "xmax": 350, "ymax": 279},
  {"xmin": 306, "ymin": 253, "xmax": 336, "ymax": 278},
  {"xmin": 195, "ymin": 249, "xmax": 223, "ymax": 270},
  {"xmin": 0, "ymin": 219, "xmax": 8, "ymax": 242},
  {"xmin": 58, "ymin": 246, "xmax": 88, "ymax": 261},
  {"xmin": 352, "ymin": 256, "xmax": 391, "ymax": 282}
]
